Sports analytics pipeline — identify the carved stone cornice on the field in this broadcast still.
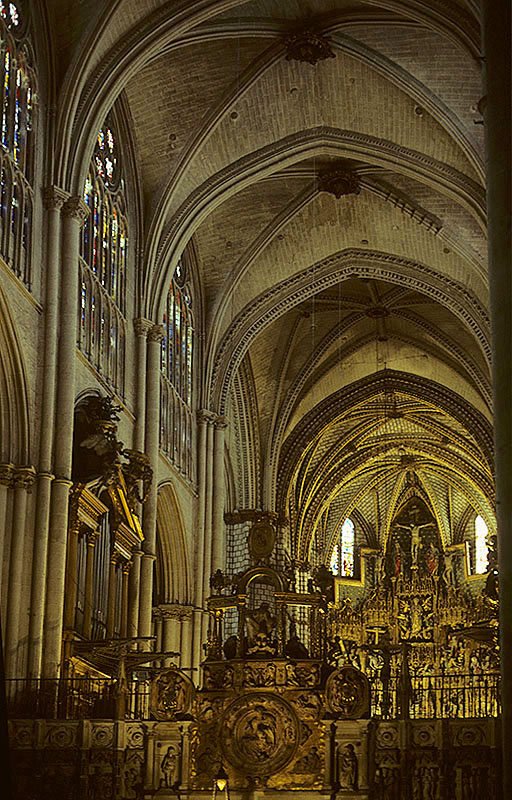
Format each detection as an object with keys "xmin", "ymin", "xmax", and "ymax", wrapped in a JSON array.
[
  {"xmin": 133, "ymin": 318, "xmax": 153, "ymax": 338},
  {"xmin": 147, "ymin": 323, "xmax": 165, "ymax": 343},
  {"xmin": 62, "ymin": 196, "xmax": 89, "ymax": 224},
  {"xmin": 284, "ymin": 30, "xmax": 336, "ymax": 65},
  {"xmin": 42, "ymin": 186, "xmax": 69, "ymax": 211},
  {"xmin": 317, "ymin": 168, "xmax": 361, "ymax": 198},
  {"xmin": 13, "ymin": 465, "xmax": 36, "ymax": 490},
  {"xmin": 0, "ymin": 463, "xmax": 14, "ymax": 487}
]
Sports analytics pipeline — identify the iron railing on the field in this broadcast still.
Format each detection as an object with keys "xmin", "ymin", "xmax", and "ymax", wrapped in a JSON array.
[
  {"xmin": 368, "ymin": 671, "xmax": 501, "ymax": 719},
  {"xmin": 6, "ymin": 677, "xmax": 150, "ymax": 720},
  {"xmin": 6, "ymin": 671, "xmax": 501, "ymax": 721}
]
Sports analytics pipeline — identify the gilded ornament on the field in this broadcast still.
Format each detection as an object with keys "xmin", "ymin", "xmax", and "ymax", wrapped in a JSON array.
[{"xmin": 248, "ymin": 520, "xmax": 276, "ymax": 559}]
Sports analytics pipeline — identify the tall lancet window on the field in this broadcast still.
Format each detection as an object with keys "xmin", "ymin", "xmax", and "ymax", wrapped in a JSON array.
[
  {"xmin": 329, "ymin": 517, "xmax": 355, "ymax": 577},
  {"xmin": 79, "ymin": 117, "xmax": 127, "ymax": 395},
  {"xmin": 474, "ymin": 514, "xmax": 489, "ymax": 575},
  {"xmin": 0, "ymin": 1, "xmax": 36, "ymax": 287},
  {"xmin": 160, "ymin": 258, "xmax": 194, "ymax": 479}
]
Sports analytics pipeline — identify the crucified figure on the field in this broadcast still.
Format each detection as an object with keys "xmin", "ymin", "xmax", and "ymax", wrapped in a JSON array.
[{"xmin": 394, "ymin": 521, "xmax": 433, "ymax": 566}]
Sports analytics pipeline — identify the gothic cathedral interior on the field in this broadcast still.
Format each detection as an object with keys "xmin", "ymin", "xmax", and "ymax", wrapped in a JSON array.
[{"xmin": 1, "ymin": 2, "xmax": 510, "ymax": 799}]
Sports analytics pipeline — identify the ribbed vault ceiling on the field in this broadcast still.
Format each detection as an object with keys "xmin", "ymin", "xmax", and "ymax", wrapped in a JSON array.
[{"xmin": 46, "ymin": 0, "xmax": 494, "ymax": 558}]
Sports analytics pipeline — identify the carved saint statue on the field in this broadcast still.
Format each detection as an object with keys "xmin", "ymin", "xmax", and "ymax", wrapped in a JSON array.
[
  {"xmin": 246, "ymin": 602, "xmax": 277, "ymax": 653},
  {"xmin": 160, "ymin": 745, "xmax": 179, "ymax": 789},
  {"xmin": 442, "ymin": 550, "xmax": 455, "ymax": 587},
  {"xmin": 338, "ymin": 743, "xmax": 358, "ymax": 790}
]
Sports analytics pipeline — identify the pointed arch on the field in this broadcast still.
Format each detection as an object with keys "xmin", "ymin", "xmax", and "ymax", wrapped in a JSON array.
[
  {"xmin": 0, "ymin": 279, "xmax": 30, "ymax": 464},
  {"xmin": 155, "ymin": 482, "xmax": 191, "ymax": 605}
]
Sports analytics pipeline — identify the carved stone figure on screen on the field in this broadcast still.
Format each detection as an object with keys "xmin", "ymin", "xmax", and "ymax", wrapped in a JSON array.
[
  {"xmin": 160, "ymin": 745, "xmax": 179, "ymax": 789},
  {"xmin": 285, "ymin": 631, "xmax": 309, "ymax": 659},
  {"xmin": 246, "ymin": 602, "xmax": 277, "ymax": 654},
  {"xmin": 285, "ymin": 610, "xmax": 310, "ymax": 657},
  {"xmin": 442, "ymin": 550, "xmax": 455, "ymax": 587},
  {"xmin": 338, "ymin": 743, "xmax": 358, "ymax": 790}
]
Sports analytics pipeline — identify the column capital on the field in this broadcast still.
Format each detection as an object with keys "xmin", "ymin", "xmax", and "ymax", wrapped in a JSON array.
[
  {"xmin": 62, "ymin": 195, "xmax": 89, "ymax": 224},
  {"xmin": 159, "ymin": 603, "xmax": 194, "ymax": 621},
  {"xmin": 147, "ymin": 323, "xmax": 165, "ymax": 343},
  {"xmin": 214, "ymin": 415, "xmax": 228, "ymax": 430},
  {"xmin": 0, "ymin": 462, "xmax": 15, "ymax": 486},
  {"xmin": 133, "ymin": 318, "xmax": 154, "ymax": 338},
  {"xmin": 197, "ymin": 409, "xmax": 216, "ymax": 425},
  {"xmin": 86, "ymin": 530, "xmax": 99, "ymax": 547},
  {"xmin": 43, "ymin": 185, "xmax": 69, "ymax": 211},
  {"xmin": 13, "ymin": 465, "xmax": 37, "ymax": 490}
]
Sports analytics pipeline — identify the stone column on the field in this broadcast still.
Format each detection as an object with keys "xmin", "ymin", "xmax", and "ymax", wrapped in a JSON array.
[
  {"xmin": 179, "ymin": 608, "xmax": 194, "ymax": 670},
  {"xmin": 106, "ymin": 554, "xmax": 119, "ymax": 638},
  {"xmin": 42, "ymin": 195, "xmax": 88, "ymax": 678},
  {"xmin": 195, "ymin": 411, "xmax": 210, "ymax": 605},
  {"xmin": 129, "ymin": 319, "xmax": 152, "ymax": 644},
  {"xmin": 63, "ymin": 524, "xmax": 80, "ymax": 630},
  {"xmin": 192, "ymin": 411, "xmax": 211, "ymax": 669},
  {"xmin": 202, "ymin": 418, "xmax": 214, "ymax": 606},
  {"xmin": 482, "ymin": 2, "xmax": 512, "ymax": 793},
  {"xmin": 28, "ymin": 187, "xmax": 68, "ymax": 677},
  {"xmin": 211, "ymin": 416, "xmax": 228, "ymax": 574},
  {"xmin": 128, "ymin": 549, "xmax": 142, "ymax": 639},
  {"xmin": 0, "ymin": 463, "xmax": 14, "ymax": 602},
  {"xmin": 139, "ymin": 324, "xmax": 164, "ymax": 645},
  {"xmin": 133, "ymin": 319, "xmax": 152, "ymax": 452},
  {"xmin": 82, "ymin": 532, "xmax": 97, "ymax": 639},
  {"xmin": 4, "ymin": 466, "xmax": 36, "ymax": 677},
  {"xmin": 121, "ymin": 563, "xmax": 130, "ymax": 638},
  {"xmin": 153, "ymin": 609, "xmax": 163, "ymax": 656},
  {"xmin": 161, "ymin": 605, "xmax": 184, "ymax": 666}
]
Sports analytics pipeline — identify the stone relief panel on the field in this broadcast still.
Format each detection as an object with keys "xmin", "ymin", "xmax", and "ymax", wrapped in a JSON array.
[
  {"xmin": 150, "ymin": 667, "xmax": 194, "ymax": 720},
  {"xmin": 325, "ymin": 665, "xmax": 370, "ymax": 718},
  {"xmin": 220, "ymin": 693, "xmax": 299, "ymax": 777}
]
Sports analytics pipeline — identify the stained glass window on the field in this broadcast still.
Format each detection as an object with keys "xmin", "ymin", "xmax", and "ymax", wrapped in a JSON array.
[
  {"xmin": 474, "ymin": 515, "xmax": 489, "ymax": 574},
  {"xmin": 79, "ymin": 116, "xmax": 127, "ymax": 395},
  {"xmin": 160, "ymin": 258, "xmax": 194, "ymax": 479},
  {"xmin": 329, "ymin": 518, "xmax": 355, "ymax": 577},
  {"xmin": 0, "ymin": 1, "xmax": 35, "ymax": 287}
]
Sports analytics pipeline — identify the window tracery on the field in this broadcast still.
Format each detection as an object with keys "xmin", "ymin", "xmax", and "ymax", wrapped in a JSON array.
[
  {"xmin": 0, "ymin": 0, "xmax": 36, "ymax": 287},
  {"xmin": 330, "ymin": 517, "xmax": 355, "ymax": 577},
  {"xmin": 160, "ymin": 259, "xmax": 194, "ymax": 479},
  {"xmin": 80, "ymin": 118, "xmax": 127, "ymax": 395}
]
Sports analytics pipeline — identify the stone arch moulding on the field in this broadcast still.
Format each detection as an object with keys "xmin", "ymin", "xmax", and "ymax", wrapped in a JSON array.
[
  {"xmin": 207, "ymin": 250, "xmax": 490, "ymax": 414},
  {"xmin": 156, "ymin": 481, "xmax": 191, "ymax": 605},
  {"xmin": 147, "ymin": 127, "xmax": 485, "ymax": 320},
  {"xmin": 0, "ymin": 280, "xmax": 30, "ymax": 465}
]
